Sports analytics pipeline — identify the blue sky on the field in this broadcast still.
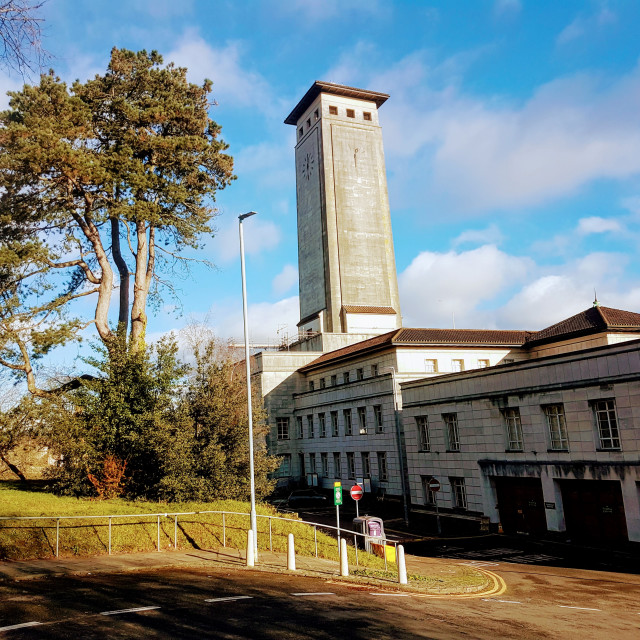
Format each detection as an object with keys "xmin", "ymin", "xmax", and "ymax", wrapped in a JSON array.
[{"xmin": 6, "ymin": 0, "xmax": 640, "ymax": 357}]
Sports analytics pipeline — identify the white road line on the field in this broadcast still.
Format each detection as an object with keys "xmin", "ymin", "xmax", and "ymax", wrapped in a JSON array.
[
  {"xmin": 291, "ymin": 593, "xmax": 335, "ymax": 597},
  {"xmin": 482, "ymin": 599, "xmax": 522, "ymax": 604},
  {"xmin": 0, "ymin": 621, "xmax": 42, "ymax": 632},
  {"xmin": 369, "ymin": 593, "xmax": 411, "ymax": 597},
  {"xmin": 557, "ymin": 605, "xmax": 601, "ymax": 611},
  {"xmin": 100, "ymin": 606, "xmax": 161, "ymax": 616},
  {"xmin": 204, "ymin": 595, "xmax": 253, "ymax": 603}
]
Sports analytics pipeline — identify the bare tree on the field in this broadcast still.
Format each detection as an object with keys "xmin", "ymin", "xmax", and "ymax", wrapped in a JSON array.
[{"xmin": 0, "ymin": 0, "xmax": 49, "ymax": 75}]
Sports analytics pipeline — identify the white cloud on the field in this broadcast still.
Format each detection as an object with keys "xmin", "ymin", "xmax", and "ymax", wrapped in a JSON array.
[
  {"xmin": 453, "ymin": 224, "xmax": 504, "ymax": 247},
  {"xmin": 398, "ymin": 245, "xmax": 532, "ymax": 328},
  {"xmin": 272, "ymin": 264, "xmax": 298, "ymax": 296},
  {"xmin": 287, "ymin": 0, "xmax": 388, "ymax": 21},
  {"xmin": 494, "ymin": 0, "xmax": 522, "ymax": 17},
  {"xmin": 234, "ymin": 138, "xmax": 295, "ymax": 190},
  {"xmin": 577, "ymin": 216, "xmax": 622, "ymax": 235},
  {"xmin": 210, "ymin": 217, "xmax": 282, "ymax": 263},
  {"xmin": 557, "ymin": 5, "xmax": 617, "ymax": 45}
]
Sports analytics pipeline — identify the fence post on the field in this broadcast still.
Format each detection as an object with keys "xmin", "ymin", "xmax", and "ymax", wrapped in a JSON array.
[
  {"xmin": 354, "ymin": 533, "xmax": 358, "ymax": 567},
  {"xmin": 108, "ymin": 517, "xmax": 112, "ymax": 555},
  {"xmin": 314, "ymin": 525, "xmax": 318, "ymax": 558},
  {"xmin": 246, "ymin": 529, "xmax": 255, "ymax": 567},
  {"xmin": 222, "ymin": 513, "xmax": 226, "ymax": 547},
  {"xmin": 340, "ymin": 538, "xmax": 348, "ymax": 577},
  {"xmin": 287, "ymin": 533, "xmax": 296, "ymax": 571},
  {"xmin": 56, "ymin": 518, "xmax": 60, "ymax": 558},
  {"xmin": 157, "ymin": 515, "xmax": 161, "ymax": 552},
  {"xmin": 174, "ymin": 516, "xmax": 178, "ymax": 549},
  {"xmin": 397, "ymin": 544, "xmax": 407, "ymax": 585},
  {"xmin": 269, "ymin": 517, "xmax": 273, "ymax": 551}
]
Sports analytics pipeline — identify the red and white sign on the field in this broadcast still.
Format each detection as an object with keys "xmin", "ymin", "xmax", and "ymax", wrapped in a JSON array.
[
  {"xmin": 427, "ymin": 478, "xmax": 441, "ymax": 492},
  {"xmin": 350, "ymin": 484, "xmax": 364, "ymax": 501}
]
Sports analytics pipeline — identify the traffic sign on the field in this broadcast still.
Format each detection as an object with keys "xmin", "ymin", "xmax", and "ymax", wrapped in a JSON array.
[
  {"xmin": 427, "ymin": 477, "xmax": 441, "ymax": 492},
  {"xmin": 333, "ymin": 481, "xmax": 343, "ymax": 506},
  {"xmin": 350, "ymin": 484, "xmax": 364, "ymax": 501}
]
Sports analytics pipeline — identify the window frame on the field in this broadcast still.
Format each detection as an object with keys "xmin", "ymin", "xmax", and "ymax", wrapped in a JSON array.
[
  {"xmin": 443, "ymin": 413, "xmax": 460, "ymax": 451},
  {"xmin": 296, "ymin": 416, "xmax": 304, "ymax": 439},
  {"xmin": 319, "ymin": 413, "xmax": 327, "ymax": 438},
  {"xmin": 544, "ymin": 404, "xmax": 569, "ymax": 451},
  {"xmin": 320, "ymin": 452, "xmax": 328, "ymax": 477},
  {"xmin": 503, "ymin": 407, "xmax": 524, "ymax": 451},
  {"xmin": 593, "ymin": 399, "xmax": 621, "ymax": 450},
  {"xmin": 450, "ymin": 477, "xmax": 468, "ymax": 510},
  {"xmin": 278, "ymin": 453, "xmax": 291, "ymax": 477},
  {"xmin": 357, "ymin": 406, "xmax": 368, "ymax": 435},
  {"xmin": 276, "ymin": 417, "xmax": 290, "ymax": 441},
  {"xmin": 373, "ymin": 405, "xmax": 383, "ymax": 433},
  {"xmin": 343, "ymin": 371, "xmax": 350, "ymax": 384},
  {"xmin": 361, "ymin": 452, "xmax": 371, "ymax": 478},
  {"xmin": 307, "ymin": 414, "xmax": 314, "ymax": 439},
  {"xmin": 451, "ymin": 359, "xmax": 464, "ymax": 373},
  {"xmin": 425, "ymin": 359, "xmax": 437, "ymax": 373},
  {"xmin": 416, "ymin": 415, "xmax": 430, "ymax": 451},
  {"xmin": 308, "ymin": 452, "xmax": 316, "ymax": 474},
  {"xmin": 333, "ymin": 452, "xmax": 341, "ymax": 478},
  {"xmin": 331, "ymin": 411, "xmax": 339, "ymax": 437},
  {"xmin": 377, "ymin": 452, "xmax": 388, "ymax": 482},
  {"xmin": 343, "ymin": 408, "xmax": 353, "ymax": 436},
  {"xmin": 347, "ymin": 451, "xmax": 356, "ymax": 478},
  {"xmin": 329, "ymin": 105, "xmax": 338, "ymax": 115},
  {"xmin": 356, "ymin": 367, "xmax": 364, "ymax": 381}
]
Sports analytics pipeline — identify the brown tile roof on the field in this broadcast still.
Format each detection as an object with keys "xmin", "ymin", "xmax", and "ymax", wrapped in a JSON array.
[
  {"xmin": 342, "ymin": 305, "xmax": 397, "ymax": 314},
  {"xmin": 527, "ymin": 305, "xmax": 640, "ymax": 345}
]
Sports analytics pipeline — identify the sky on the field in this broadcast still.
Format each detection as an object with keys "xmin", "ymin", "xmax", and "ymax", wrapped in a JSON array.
[{"xmin": 4, "ymin": 0, "xmax": 640, "ymax": 362}]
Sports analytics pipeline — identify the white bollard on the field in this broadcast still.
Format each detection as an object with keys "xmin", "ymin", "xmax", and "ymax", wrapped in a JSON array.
[
  {"xmin": 287, "ymin": 533, "xmax": 296, "ymax": 571},
  {"xmin": 246, "ymin": 529, "xmax": 255, "ymax": 567},
  {"xmin": 340, "ymin": 538, "xmax": 349, "ymax": 577},
  {"xmin": 397, "ymin": 544, "xmax": 407, "ymax": 585}
]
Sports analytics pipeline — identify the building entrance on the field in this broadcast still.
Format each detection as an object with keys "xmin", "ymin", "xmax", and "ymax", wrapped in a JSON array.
[
  {"xmin": 494, "ymin": 477, "xmax": 547, "ymax": 535},
  {"xmin": 559, "ymin": 479, "xmax": 627, "ymax": 543}
]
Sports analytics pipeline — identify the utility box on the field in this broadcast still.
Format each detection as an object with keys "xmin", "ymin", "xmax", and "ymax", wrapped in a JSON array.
[{"xmin": 353, "ymin": 516, "xmax": 385, "ymax": 554}]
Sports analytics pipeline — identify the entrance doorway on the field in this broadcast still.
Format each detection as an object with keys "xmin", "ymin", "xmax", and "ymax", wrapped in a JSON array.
[{"xmin": 494, "ymin": 477, "xmax": 547, "ymax": 535}]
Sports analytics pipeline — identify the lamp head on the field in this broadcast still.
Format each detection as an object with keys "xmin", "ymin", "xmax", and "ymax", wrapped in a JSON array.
[{"xmin": 239, "ymin": 211, "xmax": 258, "ymax": 221}]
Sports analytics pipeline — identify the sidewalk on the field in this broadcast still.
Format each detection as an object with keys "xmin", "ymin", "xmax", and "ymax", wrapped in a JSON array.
[{"xmin": 0, "ymin": 546, "xmax": 491, "ymax": 595}]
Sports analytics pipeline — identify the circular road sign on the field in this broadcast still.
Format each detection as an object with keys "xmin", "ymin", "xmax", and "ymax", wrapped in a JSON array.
[
  {"xmin": 350, "ymin": 484, "xmax": 364, "ymax": 501},
  {"xmin": 427, "ymin": 478, "xmax": 441, "ymax": 492}
]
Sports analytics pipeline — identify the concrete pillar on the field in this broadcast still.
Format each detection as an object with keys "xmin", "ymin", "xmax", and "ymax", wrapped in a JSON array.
[
  {"xmin": 287, "ymin": 533, "xmax": 296, "ymax": 571},
  {"xmin": 246, "ymin": 530, "xmax": 255, "ymax": 567},
  {"xmin": 397, "ymin": 545, "xmax": 407, "ymax": 585},
  {"xmin": 340, "ymin": 538, "xmax": 349, "ymax": 577},
  {"xmin": 540, "ymin": 472, "xmax": 566, "ymax": 533},
  {"xmin": 621, "ymin": 476, "xmax": 640, "ymax": 542},
  {"xmin": 480, "ymin": 475, "xmax": 500, "ymax": 524}
]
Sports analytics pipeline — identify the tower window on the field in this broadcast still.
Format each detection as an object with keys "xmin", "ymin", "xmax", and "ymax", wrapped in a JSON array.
[
  {"xmin": 363, "ymin": 111, "xmax": 372, "ymax": 121},
  {"xmin": 329, "ymin": 105, "xmax": 338, "ymax": 115},
  {"xmin": 314, "ymin": 109, "xmax": 319, "ymax": 120},
  {"xmin": 306, "ymin": 118, "xmax": 311, "ymax": 129},
  {"xmin": 346, "ymin": 108, "xmax": 355, "ymax": 118},
  {"xmin": 298, "ymin": 127, "xmax": 303, "ymax": 139}
]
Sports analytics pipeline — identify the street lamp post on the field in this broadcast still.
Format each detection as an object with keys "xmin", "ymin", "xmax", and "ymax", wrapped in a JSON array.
[
  {"xmin": 381, "ymin": 366, "xmax": 410, "ymax": 527},
  {"xmin": 239, "ymin": 211, "xmax": 258, "ymax": 557}
]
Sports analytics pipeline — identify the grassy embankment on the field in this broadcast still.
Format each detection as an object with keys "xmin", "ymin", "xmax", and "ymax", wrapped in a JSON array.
[{"xmin": 0, "ymin": 482, "xmax": 386, "ymax": 569}]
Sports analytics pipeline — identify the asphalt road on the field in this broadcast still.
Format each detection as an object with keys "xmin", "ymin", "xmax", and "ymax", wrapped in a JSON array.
[{"xmin": 1, "ymin": 563, "xmax": 640, "ymax": 639}]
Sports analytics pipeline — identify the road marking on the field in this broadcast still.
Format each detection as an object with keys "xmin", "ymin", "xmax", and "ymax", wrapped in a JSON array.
[
  {"xmin": 557, "ymin": 605, "xmax": 601, "ymax": 611},
  {"xmin": 458, "ymin": 561, "xmax": 500, "ymax": 567},
  {"xmin": 291, "ymin": 592, "xmax": 335, "ymax": 597},
  {"xmin": 204, "ymin": 595, "xmax": 253, "ymax": 603},
  {"xmin": 0, "ymin": 622, "xmax": 42, "ymax": 632},
  {"xmin": 369, "ymin": 593, "xmax": 411, "ymax": 597},
  {"xmin": 100, "ymin": 606, "xmax": 160, "ymax": 616},
  {"xmin": 482, "ymin": 599, "xmax": 522, "ymax": 604}
]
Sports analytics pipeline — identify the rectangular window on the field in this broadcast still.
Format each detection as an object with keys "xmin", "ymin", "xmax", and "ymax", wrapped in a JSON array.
[
  {"xmin": 321, "ymin": 452, "xmax": 328, "ymax": 477},
  {"xmin": 344, "ymin": 409, "xmax": 353, "ymax": 436},
  {"xmin": 593, "ymin": 399, "xmax": 621, "ymax": 449},
  {"xmin": 503, "ymin": 358, "xmax": 514, "ymax": 364},
  {"xmin": 417, "ymin": 415, "xmax": 430, "ymax": 451},
  {"xmin": 296, "ymin": 416, "xmax": 304, "ymax": 439},
  {"xmin": 544, "ymin": 404, "xmax": 569, "ymax": 451},
  {"xmin": 503, "ymin": 408, "xmax": 523, "ymax": 451},
  {"xmin": 452, "ymin": 359, "xmax": 464, "ymax": 372},
  {"xmin": 320, "ymin": 377, "xmax": 326, "ymax": 389},
  {"xmin": 278, "ymin": 454, "xmax": 291, "ymax": 477},
  {"xmin": 329, "ymin": 105, "xmax": 338, "ymax": 115},
  {"xmin": 363, "ymin": 111, "xmax": 372, "ymax": 121},
  {"xmin": 347, "ymin": 452, "xmax": 356, "ymax": 478},
  {"xmin": 421, "ymin": 476, "xmax": 436, "ymax": 505},
  {"xmin": 358, "ymin": 407, "xmax": 368, "ymax": 435},
  {"xmin": 343, "ymin": 371, "xmax": 350, "ymax": 384},
  {"xmin": 309, "ymin": 381, "xmax": 314, "ymax": 391},
  {"xmin": 374, "ymin": 405, "xmax": 383, "ymax": 433},
  {"xmin": 425, "ymin": 359, "xmax": 437, "ymax": 373},
  {"xmin": 333, "ymin": 452, "xmax": 341, "ymax": 478},
  {"xmin": 377, "ymin": 452, "xmax": 388, "ymax": 482},
  {"xmin": 307, "ymin": 414, "xmax": 314, "ymax": 439},
  {"xmin": 306, "ymin": 117, "xmax": 311, "ymax": 129},
  {"xmin": 443, "ymin": 413, "xmax": 460, "ymax": 451},
  {"xmin": 298, "ymin": 127, "xmax": 303, "ymax": 139},
  {"xmin": 319, "ymin": 413, "xmax": 327, "ymax": 438},
  {"xmin": 276, "ymin": 417, "xmax": 289, "ymax": 440},
  {"xmin": 357, "ymin": 367, "xmax": 364, "ymax": 380},
  {"xmin": 346, "ymin": 108, "xmax": 355, "ymax": 118},
  {"xmin": 331, "ymin": 374, "xmax": 337, "ymax": 386},
  {"xmin": 372, "ymin": 363, "xmax": 379, "ymax": 377},
  {"xmin": 308, "ymin": 453, "xmax": 316, "ymax": 473},
  {"xmin": 477, "ymin": 359, "xmax": 490, "ymax": 368},
  {"xmin": 450, "ymin": 477, "xmax": 467, "ymax": 509},
  {"xmin": 331, "ymin": 411, "xmax": 339, "ymax": 437},
  {"xmin": 314, "ymin": 108, "xmax": 319, "ymax": 120},
  {"xmin": 361, "ymin": 452, "xmax": 371, "ymax": 478},
  {"xmin": 298, "ymin": 452, "xmax": 305, "ymax": 477}
]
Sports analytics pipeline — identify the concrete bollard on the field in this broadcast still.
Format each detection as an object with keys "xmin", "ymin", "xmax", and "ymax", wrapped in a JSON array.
[
  {"xmin": 287, "ymin": 533, "xmax": 296, "ymax": 571},
  {"xmin": 340, "ymin": 538, "xmax": 349, "ymax": 577},
  {"xmin": 397, "ymin": 544, "xmax": 407, "ymax": 585},
  {"xmin": 246, "ymin": 529, "xmax": 255, "ymax": 567}
]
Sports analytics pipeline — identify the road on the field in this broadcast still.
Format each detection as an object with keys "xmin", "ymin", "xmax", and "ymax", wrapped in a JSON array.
[{"xmin": 1, "ymin": 561, "xmax": 640, "ymax": 639}]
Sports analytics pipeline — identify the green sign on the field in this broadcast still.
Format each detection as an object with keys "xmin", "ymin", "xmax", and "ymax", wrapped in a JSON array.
[{"xmin": 334, "ymin": 484, "xmax": 342, "ymax": 506}]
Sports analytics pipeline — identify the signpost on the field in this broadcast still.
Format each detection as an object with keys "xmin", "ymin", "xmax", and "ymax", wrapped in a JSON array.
[
  {"xmin": 427, "ymin": 477, "xmax": 442, "ymax": 535},
  {"xmin": 334, "ymin": 481, "xmax": 342, "ymax": 551},
  {"xmin": 350, "ymin": 483, "xmax": 363, "ymax": 519}
]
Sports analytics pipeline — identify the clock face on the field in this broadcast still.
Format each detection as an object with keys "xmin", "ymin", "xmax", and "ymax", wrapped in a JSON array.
[{"xmin": 301, "ymin": 151, "xmax": 315, "ymax": 181}]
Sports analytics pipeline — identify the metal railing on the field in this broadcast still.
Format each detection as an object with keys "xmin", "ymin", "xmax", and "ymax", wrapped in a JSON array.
[{"xmin": 0, "ymin": 510, "xmax": 399, "ymax": 570}]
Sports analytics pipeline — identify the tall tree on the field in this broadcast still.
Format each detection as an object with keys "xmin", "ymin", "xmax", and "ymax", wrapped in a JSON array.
[
  {"xmin": 0, "ymin": 1, "xmax": 49, "ymax": 76},
  {"xmin": 0, "ymin": 48, "xmax": 235, "ymax": 394}
]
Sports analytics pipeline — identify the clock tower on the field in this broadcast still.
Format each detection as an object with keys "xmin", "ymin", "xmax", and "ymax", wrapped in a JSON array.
[{"xmin": 285, "ymin": 81, "xmax": 402, "ymax": 338}]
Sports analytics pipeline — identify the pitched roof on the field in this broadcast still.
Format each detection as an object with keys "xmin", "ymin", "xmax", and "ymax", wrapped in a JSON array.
[{"xmin": 527, "ymin": 305, "xmax": 640, "ymax": 346}]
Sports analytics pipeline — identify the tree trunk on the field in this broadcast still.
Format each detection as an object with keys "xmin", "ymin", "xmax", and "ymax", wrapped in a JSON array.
[
  {"xmin": 0, "ymin": 453, "xmax": 27, "ymax": 482},
  {"xmin": 110, "ymin": 216, "xmax": 130, "ymax": 338},
  {"xmin": 129, "ymin": 222, "xmax": 155, "ymax": 352}
]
